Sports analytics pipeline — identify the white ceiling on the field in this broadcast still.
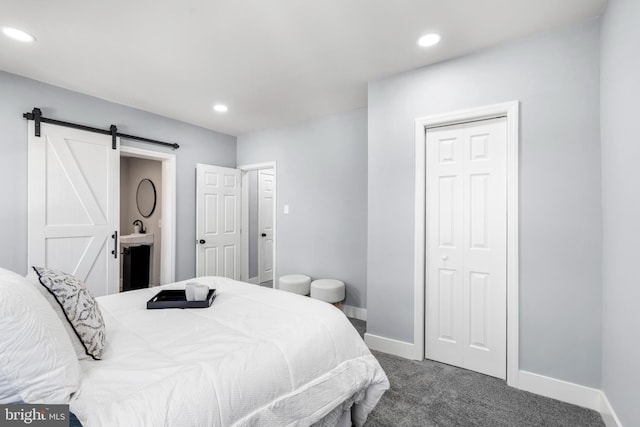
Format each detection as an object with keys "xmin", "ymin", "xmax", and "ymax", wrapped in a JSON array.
[{"xmin": 1, "ymin": 0, "xmax": 606, "ymax": 136}]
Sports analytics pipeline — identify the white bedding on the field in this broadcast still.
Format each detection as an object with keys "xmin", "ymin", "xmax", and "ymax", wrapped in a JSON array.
[{"xmin": 70, "ymin": 277, "xmax": 389, "ymax": 426}]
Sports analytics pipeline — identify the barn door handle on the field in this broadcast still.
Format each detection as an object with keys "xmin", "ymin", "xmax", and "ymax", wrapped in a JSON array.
[{"xmin": 111, "ymin": 231, "xmax": 118, "ymax": 259}]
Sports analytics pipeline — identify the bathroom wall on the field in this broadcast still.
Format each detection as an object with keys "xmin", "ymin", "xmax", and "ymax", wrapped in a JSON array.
[{"xmin": 120, "ymin": 157, "xmax": 163, "ymax": 286}]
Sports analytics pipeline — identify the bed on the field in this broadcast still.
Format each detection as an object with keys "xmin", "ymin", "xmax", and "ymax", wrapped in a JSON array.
[{"xmin": 66, "ymin": 276, "xmax": 389, "ymax": 426}]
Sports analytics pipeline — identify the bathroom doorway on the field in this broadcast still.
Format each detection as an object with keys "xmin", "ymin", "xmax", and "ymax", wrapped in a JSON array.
[
  {"xmin": 239, "ymin": 162, "xmax": 277, "ymax": 289},
  {"xmin": 120, "ymin": 147, "xmax": 176, "ymax": 289}
]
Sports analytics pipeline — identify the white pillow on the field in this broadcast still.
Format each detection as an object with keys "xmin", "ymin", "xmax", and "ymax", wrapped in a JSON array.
[{"xmin": 0, "ymin": 267, "xmax": 80, "ymax": 404}]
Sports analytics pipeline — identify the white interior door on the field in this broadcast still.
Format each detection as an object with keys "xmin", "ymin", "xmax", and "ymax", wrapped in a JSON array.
[
  {"xmin": 425, "ymin": 117, "xmax": 507, "ymax": 379},
  {"xmin": 28, "ymin": 122, "xmax": 120, "ymax": 297},
  {"xmin": 196, "ymin": 164, "xmax": 241, "ymax": 279},
  {"xmin": 258, "ymin": 169, "xmax": 274, "ymax": 283}
]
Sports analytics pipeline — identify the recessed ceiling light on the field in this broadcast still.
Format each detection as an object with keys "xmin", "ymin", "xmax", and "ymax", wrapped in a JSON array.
[
  {"xmin": 213, "ymin": 104, "xmax": 228, "ymax": 113},
  {"xmin": 417, "ymin": 33, "xmax": 441, "ymax": 48},
  {"xmin": 2, "ymin": 27, "xmax": 36, "ymax": 43}
]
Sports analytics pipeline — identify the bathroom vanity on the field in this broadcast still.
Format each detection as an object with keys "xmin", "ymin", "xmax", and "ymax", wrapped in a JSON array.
[{"xmin": 120, "ymin": 233, "xmax": 153, "ymax": 292}]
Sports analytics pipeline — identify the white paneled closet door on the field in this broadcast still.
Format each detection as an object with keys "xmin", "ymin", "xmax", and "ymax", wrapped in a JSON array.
[
  {"xmin": 425, "ymin": 117, "xmax": 507, "ymax": 379},
  {"xmin": 28, "ymin": 122, "xmax": 120, "ymax": 297}
]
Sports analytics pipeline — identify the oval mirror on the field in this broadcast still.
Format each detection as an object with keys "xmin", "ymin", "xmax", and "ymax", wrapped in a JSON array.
[{"xmin": 136, "ymin": 178, "xmax": 156, "ymax": 218}]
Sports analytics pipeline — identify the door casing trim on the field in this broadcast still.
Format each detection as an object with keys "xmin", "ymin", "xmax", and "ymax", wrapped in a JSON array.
[
  {"xmin": 413, "ymin": 101, "xmax": 519, "ymax": 386},
  {"xmin": 238, "ymin": 161, "xmax": 278, "ymax": 288},
  {"xmin": 120, "ymin": 146, "xmax": 176, "ymax": 284}
]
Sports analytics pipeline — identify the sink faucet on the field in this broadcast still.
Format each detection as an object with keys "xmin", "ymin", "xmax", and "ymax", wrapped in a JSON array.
[{"xmin": 132, "ymin": 219, "xmax": 145, "ymax": 234}]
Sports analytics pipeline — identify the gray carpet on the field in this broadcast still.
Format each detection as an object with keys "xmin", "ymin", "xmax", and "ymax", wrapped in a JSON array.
[{"xmin": 347, "ymin": 318, "xmax": 604, "ymax": 427}]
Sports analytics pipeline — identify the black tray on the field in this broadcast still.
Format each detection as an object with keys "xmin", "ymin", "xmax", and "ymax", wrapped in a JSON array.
[{"xmin": 146, "ymin": 289, "xmax": 216, "ymax": 309}]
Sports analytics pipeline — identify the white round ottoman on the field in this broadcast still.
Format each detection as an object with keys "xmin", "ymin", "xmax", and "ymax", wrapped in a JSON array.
[
  {"xmin": 279, "ymin": 274, "xmax": 311, "ymax": 295},
  {"xmin": 310, "ymin": 279, "xmax": 345, "ymax": 309}
]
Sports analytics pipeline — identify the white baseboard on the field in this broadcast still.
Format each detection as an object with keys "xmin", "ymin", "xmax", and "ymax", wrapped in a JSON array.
[
  {"xmin": 342, "ymin": 304, "xmax": 367, "ymax": 321},
  {"xmin": 517, "ymin": 371, "xmax": 625, "ymax": 425},
  {"xmin": 517, "ymin": 371, "xmax": 603, "ymax": 412},
  {"xmin": 600, "ymin": 392, "xmax": 623, "ymax": 427},
  {"xmin": 364, "ymin": 333, "xmax": 418, "ymax": 360},
  {"xmin": 248, "ymin": 276, "xmax": 259, "ymax": 284}
]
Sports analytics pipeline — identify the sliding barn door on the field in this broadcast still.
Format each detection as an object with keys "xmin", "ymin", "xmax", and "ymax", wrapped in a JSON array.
[
  {"xmin": 425, "ymin": 117, "xmax": 507, "ymax": 379},
  {"xmin": 28, "ymin": 122, "xmax": 120, "ymax": 297},
  {"xmin": 196, "ymin": 164, "xmax": 241, "ymax": 279}
]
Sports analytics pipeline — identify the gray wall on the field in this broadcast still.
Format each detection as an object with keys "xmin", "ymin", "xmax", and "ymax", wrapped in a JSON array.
[
  {"xmin": 367, "ymin": 20, "xmax": 602, "ymax": 387},
  {"xmin": 0, "ymin": 70, "xmax": 236, "ymax": 281},
  {"xmin": 237, "ymin": 108, "xmax": 368, "ymax": 308},
  {"xmin": 600, "ymin": 0, "xmax": 640, "ymax": 424}
]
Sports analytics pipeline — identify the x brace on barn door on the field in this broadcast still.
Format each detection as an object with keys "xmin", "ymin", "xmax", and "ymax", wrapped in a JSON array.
[{"xmin": 23, "ymin": 107, "xmax": 180, "ymax": 150}]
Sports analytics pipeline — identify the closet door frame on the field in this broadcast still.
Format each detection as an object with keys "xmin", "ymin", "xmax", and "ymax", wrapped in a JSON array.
[{"xmin": 413, "ymin": 101, "xmax": 519, "ymax": 386}]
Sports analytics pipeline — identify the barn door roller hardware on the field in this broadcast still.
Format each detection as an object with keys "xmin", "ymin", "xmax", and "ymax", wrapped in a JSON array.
[{"xmin": 23, "ymin": 107, "xmax": 180, "ymax": 150}]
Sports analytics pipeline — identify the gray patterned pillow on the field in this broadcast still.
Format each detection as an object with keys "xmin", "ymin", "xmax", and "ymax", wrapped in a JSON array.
[{"xmin": 33, "ymin": 267, "xmax": 105, "ymax": 360}]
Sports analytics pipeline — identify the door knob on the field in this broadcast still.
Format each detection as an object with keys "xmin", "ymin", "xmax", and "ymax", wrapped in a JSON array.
[
  {"xmin": 199, "ymin": 239, "xmax": 206, "ymax": 244},
  {"xmin": 441, "ymin": 255, "xmax": 448, "ymax": 261},
  {"xmin": 261, "ymin": 233, "xmax": 267, "ymax": 237}
]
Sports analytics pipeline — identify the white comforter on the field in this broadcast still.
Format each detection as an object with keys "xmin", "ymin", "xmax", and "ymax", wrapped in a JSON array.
[{"xmin": 70, "ymin": 277, "xmax": 389, "ymax": 427}]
